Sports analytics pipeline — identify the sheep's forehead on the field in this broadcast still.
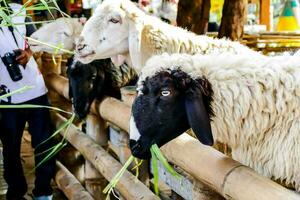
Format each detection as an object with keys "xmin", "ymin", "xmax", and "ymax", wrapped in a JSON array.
[
  {"xmin": 95, "ymin": 0, "xmax": 122, "ymax": 14},
  {"xmin": 139, "ymin": 54, "xmax": 197, "ymax": 85},
  {"xmin": 40, "ymin": 18, "xmax": 76, "ymax": 34}
]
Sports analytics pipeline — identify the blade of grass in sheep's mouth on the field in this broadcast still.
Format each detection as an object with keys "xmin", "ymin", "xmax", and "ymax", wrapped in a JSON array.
[
  {"xmin": 26, "ymin": 37, "xmax": 74, "ymax": 55},
  {"xmin": 103, "ymin": 144, "xmax": 181, "ymax": 198},
  {"xmin": 102, "ymin": 155, "xmax": 135, "ymax": 199}
]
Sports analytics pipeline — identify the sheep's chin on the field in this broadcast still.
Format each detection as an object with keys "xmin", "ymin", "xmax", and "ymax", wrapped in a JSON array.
[{"xmin": 78, "ymin": 52, "xmax": 96, "ymax": 64}]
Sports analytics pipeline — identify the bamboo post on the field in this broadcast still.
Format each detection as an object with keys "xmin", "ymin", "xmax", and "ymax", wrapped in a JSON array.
[
  {"xmin": 41, "ymin": 53, "xmax": 62, "ymax": 75},
  {"xmin": 120, "ymin": 86, "xmax": 137, "ymax": 106},
  {"xmin": 85, "ymin": 114, "xmax": 108, "ymax": 199},
  {"xmin": 55, "ymin": 161, "xmax": 94, "ymax": 200},
  {"xmin": 52, "ymin": 113, "xmax": 159, "ymax": 200}
]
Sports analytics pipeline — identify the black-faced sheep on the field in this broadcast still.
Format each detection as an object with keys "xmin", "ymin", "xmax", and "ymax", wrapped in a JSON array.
[
  {"xmin": 129, "ymin": 53, "xmax": 300, "ymax": 192},
  {"xmin": 67, "ymin": 59, "xmax": 137, "ymax": 119}
]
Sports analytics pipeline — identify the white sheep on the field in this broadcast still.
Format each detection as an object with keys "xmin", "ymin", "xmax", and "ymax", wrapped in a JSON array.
[
  {"xmin": 29, "ymin": 18, "xmax": 83, "ymax": 54},
  {"xmin": 76, "ymin": 0, "xmax": 262, "ymax": 73},
  {"xmin": 29, "ymin": 18, "xmax": 137, "ymax": 88},
  {"xmin": 129, "ymin": 53, "xmax": 300, "ymax": 192}
]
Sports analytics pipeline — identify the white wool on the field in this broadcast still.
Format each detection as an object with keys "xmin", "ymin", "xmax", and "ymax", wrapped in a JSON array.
[
  {"xmin": 123, "ymin": 0, "xmax": 263, "ymax": 72},
  {"xmin": 79, "ymin": 0, "xmax": 262, "ymax": 73},
  {"xmin": 140, "ymin": 53, "xmax": 300, "ymax": 191},
  {"xmin": 29, "ymin": 18, "xmax": 83, "ymax": 53}
]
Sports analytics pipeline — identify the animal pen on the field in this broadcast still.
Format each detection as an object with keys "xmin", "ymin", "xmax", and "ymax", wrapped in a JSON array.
[
  {"xmin": 34, "ymin": 50, "xmax": 300, "ymax": 200},
  {"xmin": 2, "ymin": 0, "xmax": 300, "ymax": 199}
]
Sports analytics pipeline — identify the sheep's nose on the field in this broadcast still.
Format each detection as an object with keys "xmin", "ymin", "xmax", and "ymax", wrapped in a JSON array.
[
  {"xmin": 76, "ymin": 44, "xmax": 87, "ymax": 52},
  {"xmin": 76, "ymin": 37, "xmax": 86, "ymax": 52}
]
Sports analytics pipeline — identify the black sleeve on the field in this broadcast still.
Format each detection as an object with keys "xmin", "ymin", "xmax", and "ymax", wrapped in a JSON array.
[{"xmin": 25, "ymin": 17, "xmax": 37, "ymax": 36}]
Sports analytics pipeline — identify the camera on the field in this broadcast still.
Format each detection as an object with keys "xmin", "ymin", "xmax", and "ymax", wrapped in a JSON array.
[{"xmin": 1, "ymin": 50, "xmax": 23, "ymax": 82}]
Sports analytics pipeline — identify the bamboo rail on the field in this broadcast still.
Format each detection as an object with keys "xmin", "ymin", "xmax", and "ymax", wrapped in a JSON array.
[
  {"xmin": 52, "ymin": 113, "xmax": 159, "ymax": 200},
  {"xmin": 45, "ymin": 73, "xmax": 300, "ymax": 200},
  {"xmin": 55, "ymin": 161, "xmax": 94, "ymax": 200}
]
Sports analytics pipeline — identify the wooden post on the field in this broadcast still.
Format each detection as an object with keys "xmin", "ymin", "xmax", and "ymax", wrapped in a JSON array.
[
  {"xmin": 218, "ymin": 0, "xmax": 247, "ymax": 40},
  {"xmin": 57, "ymin": 143, "xmax": 85, "ymax": 185},
  {"xmin": 260, "ymin": 0, "xmax": 271, "ymax": 31},
  {"xmin": 176, "ymin": 0, "xmax": 211, "ymax": 34},
  {"xmin": 85, "ymin": 114, "xmax": 108, "ymax": 199},
  {"xmin": 52, "ymin": 113, "xmax": 159, "ymax": 200},
  {"xmin": 120, "ymin": 86, "xmax": 137, "ymax": 106},
  {"xmin": 55, "ymin": 161, "xmax": 94, "ymax": 200},
  {"xmin": 41, "ymin": 53, "xmax": 62, "ymax": 75},
  {"xmin": 44, "ymin": 74, "xmax": 70, "ymax": 100}
]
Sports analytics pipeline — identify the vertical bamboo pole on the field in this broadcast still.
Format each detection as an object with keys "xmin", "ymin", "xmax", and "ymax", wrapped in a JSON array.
[
  {"xmin": 85, "ymin": 114, "xmax": 108, "ymax": 199},
  {"xmin": 55, "ymin": 161, "xmax": 94, "ymax": 200}
]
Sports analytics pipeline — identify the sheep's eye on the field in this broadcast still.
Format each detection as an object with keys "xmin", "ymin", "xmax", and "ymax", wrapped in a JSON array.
[
  {"xmin": 161, "ymin": 90, "xmax": 171, "ymax": 97},
  {"xmin": 109, "ymin": 18, "xmax": 119, "ymax": 23}
]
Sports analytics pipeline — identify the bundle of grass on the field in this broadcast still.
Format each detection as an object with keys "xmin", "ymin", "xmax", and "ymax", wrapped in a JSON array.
[{"xmin": 103, "ymin": 144, "xmax": 180, "ymax": 198}]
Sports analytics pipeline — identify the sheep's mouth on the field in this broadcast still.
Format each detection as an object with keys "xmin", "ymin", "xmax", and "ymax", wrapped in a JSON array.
[{"xmin": 78, "ymin": 51, "xmax": 95, "ymax": 59}]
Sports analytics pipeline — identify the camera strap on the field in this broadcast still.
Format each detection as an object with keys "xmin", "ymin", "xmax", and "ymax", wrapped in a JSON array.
[
  {"xmin": 8, "ymin": 26, "xmax": 19, "ymax": 47},
  {"xmin": 0, "ymin": 2, "xmax": 19, "ymax": 48}
]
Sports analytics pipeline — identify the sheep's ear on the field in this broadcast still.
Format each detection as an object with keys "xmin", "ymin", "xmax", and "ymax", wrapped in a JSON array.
[
  {"xmin": 68, "ymin": 83, "xmax": 73, "ymax": 99},
  {"xmin": 185, "ymin": 84, "xmax": 214, "ymax": 146},
  {"xmin": 66, "ymin": 67, "xmax": 73, "ymax": 99},
  {"xmin": 95, "ymin": 69, "xmax": 106, "ymax": 97},
  {"xmin": 128, "ymin": 20, "xmax": 143, "ymax": 70}
]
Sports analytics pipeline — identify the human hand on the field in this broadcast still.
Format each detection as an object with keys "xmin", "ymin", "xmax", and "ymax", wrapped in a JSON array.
[
  {"xmin": 139, "ymin": 0, "xmax": 150, "ymax": 7},
  {"xmin": 15, "ymin": 48, "xmax": 32, "ymax": 67}
]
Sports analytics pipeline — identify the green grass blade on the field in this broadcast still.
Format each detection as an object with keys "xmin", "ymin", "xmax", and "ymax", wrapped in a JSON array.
[
  {"xmin": 150, "ymin": 147, "xmax": 159, "ymax": 195},
  {"xmin": 39, "ymin": 0, "xmax": 55, "ymax": 19},
  {"xmin": 151, "ymin": 144, "xmax": 181, "ymax": 179},
  {"xmin": 0, "ymin": 86, "xmax": 33, "ymax": 100},
  {"xmin": 32, "ymin": 141, "xmax": 67, "ymax": 173},
  {"xmin": 50, "ymin": 0, "xmax": 70, "ymax": 18},
  {"xmin": 32, "ymin": 114, "xmax": 75, "ymax": 172},
  {"xmin": 132, "ymin": 158, "xmax": 143, "ymax": 178},
  {"xmin": 35, "ymin": 144, "xmax": 58, "ymax": 157},
  {"xmin": 0, "ymin": 104, "xmax": 73, "ymax": 115},
  {"xmin": 2, "ymin": 20, "xmax": 54, "ymax": 26},
  {"xmin": 103, "ymin": 155, "xmax": 135, "ymax": 195},
  {"xmin": 35, "ymin": 114, "xmax": 75, "ymax": 149},
  {"xmin": 0, "ymin": 6, "xmax": 13, "ymax": 27},
  {"xmin": 26, "ymin": 37, "xmax": 74, "ymax": 54}
]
